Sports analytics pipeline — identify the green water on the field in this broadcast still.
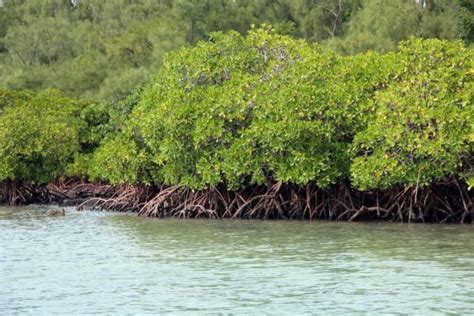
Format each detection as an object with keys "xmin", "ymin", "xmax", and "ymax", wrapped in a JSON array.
[{"xmin": 1, "ymin": 206, "xmax": 473, "ymax": 315}]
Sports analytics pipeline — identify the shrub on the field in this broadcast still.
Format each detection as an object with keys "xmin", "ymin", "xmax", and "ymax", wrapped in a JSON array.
[
  {"xmin": 351, "ymin": 38, "xmax": 473, "ymax": 190},
  {"xmin": 91, "ymin": 28, "xmax": 394, "ymax": 189},
  {"xmin": 0, "ymin": 89, "xmax": 84, "ymax": 183}
]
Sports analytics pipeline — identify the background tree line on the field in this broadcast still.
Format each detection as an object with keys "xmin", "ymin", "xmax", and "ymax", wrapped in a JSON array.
[{"xmin": 0, "ymin": 0, "xmax": 472, "ymax": 102}]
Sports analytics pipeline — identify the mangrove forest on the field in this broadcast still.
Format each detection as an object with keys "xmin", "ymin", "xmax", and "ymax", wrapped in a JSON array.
[{"xmin": 0, "ymin": 0, "xmax": 473, "ymax": 223}]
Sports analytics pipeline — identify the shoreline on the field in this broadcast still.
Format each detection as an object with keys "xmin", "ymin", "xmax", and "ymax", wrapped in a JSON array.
[{"xmin": 1, "ymin": 179, "xmax": 471, "ymax": 223}]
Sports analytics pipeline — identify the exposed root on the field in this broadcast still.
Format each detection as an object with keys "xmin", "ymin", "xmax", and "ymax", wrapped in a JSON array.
[{"xmin": 1, "ymin": 178, "xmax": 472, "ymax": 223}]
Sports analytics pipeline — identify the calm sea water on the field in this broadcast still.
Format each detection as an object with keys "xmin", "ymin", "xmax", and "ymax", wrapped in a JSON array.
[{"xmin": 1, "ymin": 205, "xmax": 473, "ymax": 315}]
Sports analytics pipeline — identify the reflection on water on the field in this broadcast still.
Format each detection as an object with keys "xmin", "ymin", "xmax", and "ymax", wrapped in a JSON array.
[{"xmin": 1, "ymin": 206, "xmax": 473, "ymax": 314}]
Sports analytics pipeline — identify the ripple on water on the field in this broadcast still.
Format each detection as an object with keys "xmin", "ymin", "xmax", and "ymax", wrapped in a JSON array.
[{"xmin": 0, "ymin": 206, "xmax": 473, "ymax": 314}]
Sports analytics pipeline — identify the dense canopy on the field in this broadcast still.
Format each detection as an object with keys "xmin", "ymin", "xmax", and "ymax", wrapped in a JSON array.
[
  {"xmin": 3, "ymin": 29, "xmax": 470, "ymax": 192},
  {"xmin": 0, "ymin": 0, "xmax": 472, "ymax": 101}
]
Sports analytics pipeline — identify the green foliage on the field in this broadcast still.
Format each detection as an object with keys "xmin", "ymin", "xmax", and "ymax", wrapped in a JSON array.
[
  {"xmin": 0, "ymin": 88, "xmax": 116, "ymax": 183},
  {"xmin": 294, "ymin": 0, "xmax": 356, "ymax": 41},
  {"xmin": 85, "ymin": 134, "xmax": 149, "ymax": 184},
  {"xmin": 0, "ymin": 0, "xmax": 471, "ymax": 101},
  {"xmin": 89, "ymin": 29, "xmax": 472, "ymax": 192},
  {"xmin": 351, "ymin": 38, "xmax": 473, "ymax": 190},
  {"xmin": 105, "ymin": 28, "xmax": 357, "ymax": 189},
  {"xmin": 0, "ymin": 89, "xmax": 84, "ymax": 183},
  {"xmin": 0, "ymin": 29, "xmax": 471, "ymax": 193},
  {"xmin": 328, "ymin": 0, "xmax": 421, "ymax": 54},
  {"xmin": 328, "ymin": 0, "xmax": 471, "ymax": 54},
  {"xmin": 0, "ymin": 89, "xmax": 33, "ymax": 111}
]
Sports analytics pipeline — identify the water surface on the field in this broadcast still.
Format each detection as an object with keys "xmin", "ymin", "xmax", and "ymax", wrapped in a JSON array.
[{"xmin": 1, "ymin": 205, "xmax": 473, "ymax": 314}]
